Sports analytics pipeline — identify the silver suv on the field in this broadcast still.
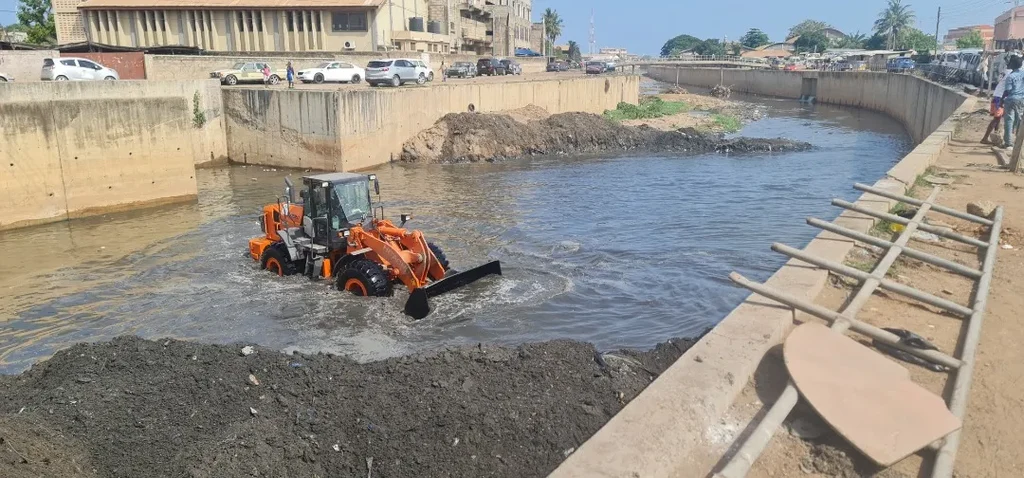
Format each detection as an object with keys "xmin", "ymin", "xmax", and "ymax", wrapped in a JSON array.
[
  {"xmin": 365, "ymin": 59, "xmax": 431, "ymax": 87},
  {"xmin": 42, "ymin": 57, "xmax": 120, "ymax": 81}
]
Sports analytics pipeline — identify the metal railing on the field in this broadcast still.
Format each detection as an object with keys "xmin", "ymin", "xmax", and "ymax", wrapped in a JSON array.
[{"xmin": 714, "ymin": 183, "xmax": 1003, "ymax": 478}]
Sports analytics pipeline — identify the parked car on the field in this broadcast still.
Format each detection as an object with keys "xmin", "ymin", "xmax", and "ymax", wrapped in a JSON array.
[
  {"xmin": 365, "ymin": 59, "xmax": 429, "ymax": 87},
  {"xmin": 446, "ymin": 61, "xmax": 477, "ymax": 78},
  {"xmin": 604, "ymin": 61, "xmax": 617, "ymax": 72},
  {"xmin": 500, "ymin": 59, "xmax": 522, "ymax": 75},
  {"xmin": 41, "ymin": 57, "xmax": 120, "ymax": 81},
  {"xmin": 407, "ymin": 59, "xmax": 435, "ymax": 82},
  {"xmin": 886, "ymin": 57, "xmax": 916, "ymax": 73},
  {"xmin": 210, "ymin": 62, "xmax": 284, "ymax": 85},
  {"xmin": 585, "ymin": 61, "xmax": 605, "ymax": 74},
  {"xmin": 546, "ymin": 61, "xmax": 569, "ymax": 72},
  {"xmin": 0, "ymin": 72, "xmax": 11, "ymax": 82},
  {"xmin": 297, "ymin": 62, "xmax": 365, "ymax": 84},
  {"xmin": 477, "ymin": 58, "xmax": 507, "ymax": 76}
]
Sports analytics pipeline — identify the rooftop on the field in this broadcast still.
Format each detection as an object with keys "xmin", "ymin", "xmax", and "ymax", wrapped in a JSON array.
[{"xmin": 80, "ymin": 0, "xmax": 383, "ymax": 9}]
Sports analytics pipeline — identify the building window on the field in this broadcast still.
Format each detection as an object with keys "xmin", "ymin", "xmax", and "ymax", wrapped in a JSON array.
[
  {"xmin": 237, "ymin": 12, "xmax": 245, "ymax": 31},
  {"xmin": 314, "ymin": 12, "xmax": 321, "ymax": 31},
  {"xmin": 150, "ymin": 11, "xmax": 158, "ymax": 31},
  {"xmin": 255, "ymin": 11, "xmax": 263, "ymax": 32},
  {"xmin": 297, "ymin": 11, "xmax": 305, "ymax": 32},
  {"xmin": 286, "ymin": 12, "xmax": 294, "ymax": 32},
  {"xmin": 331, "ymin": 12, "xmax": 367, "ymax": 32},
  {"xmin": 157, "ymin": 11, "xmax": 165, "ymax": 31}
]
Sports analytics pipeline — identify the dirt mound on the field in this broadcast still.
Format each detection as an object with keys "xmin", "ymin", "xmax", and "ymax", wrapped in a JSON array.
[
  {"xmin": 0, "ymin": 335, "xmax": 701, "ymax": 478},
  {"xmin": 499, "ymin": 105, "xmax": 551, "ymax": 123},
  {"xmin": 0, "ymin": 416, "xmax": 96, "ymax": 478},
  {"xmin": 401, "ymin": 111, "xmax": 811, "ymax": 163}
]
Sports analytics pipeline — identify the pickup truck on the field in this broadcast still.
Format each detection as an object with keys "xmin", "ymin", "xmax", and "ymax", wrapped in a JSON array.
[{"xmin": 211, "ymin": 62, "xmax": 286, "ymax": 85}]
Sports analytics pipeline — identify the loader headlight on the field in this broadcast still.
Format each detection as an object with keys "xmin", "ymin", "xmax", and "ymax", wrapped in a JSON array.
[
  {"xmin": 400, "ymin": 214, "xmax": 412, "ymax": 224},
  {"xmin": 339, "ymin": 230, "xmax": 351, "ymax": 238}
]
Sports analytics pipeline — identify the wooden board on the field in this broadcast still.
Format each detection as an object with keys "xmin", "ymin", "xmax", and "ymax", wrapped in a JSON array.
[{"xmin": 784, "ymin": 322, "xmax": 961, "ymax": 466}]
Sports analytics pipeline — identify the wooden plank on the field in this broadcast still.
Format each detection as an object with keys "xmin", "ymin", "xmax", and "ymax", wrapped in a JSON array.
[{"xmin": 784, "ymin": 322, "xmax": 961, "ymax": 466}]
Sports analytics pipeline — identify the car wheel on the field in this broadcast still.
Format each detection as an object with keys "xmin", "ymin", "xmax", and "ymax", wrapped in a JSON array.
[
  {"xmin": 0, "ymin": 77, "xmax": 7, "ymax": 82},
  {"xmin": 104, "ymin": 76, "xmax": 116, "ymax": 81},
  {"xmin": 428, "ymin": 72, "xmax": 434, "ymax": 82},
  {"xmin": 225, "ymin": 75, "xmax": 238, "ymax": 86},
  {"xmin": 269, "ymin": 75, "xmax": 280, "ymax": 85},
  {"xmin": 314, "ymin": 73, "xmax": 324, "ymax": 84},
  {"xmin": 416, "ymin": 73, "xmax": 426, "ymax": 85},
  {"xmin": 350, "ymin": 74, "xmax": 361, "ymax": 84},
  {"xmin": 369, "ymin": 82, "xmax": 379, "ymax": 87},
  {"xmin": 391, "ymin": 75, "xmax": 401, "ymax": 87},
  {"xmin": 55, "ymin": 75, "xmax": 69, "ymax": 81}
]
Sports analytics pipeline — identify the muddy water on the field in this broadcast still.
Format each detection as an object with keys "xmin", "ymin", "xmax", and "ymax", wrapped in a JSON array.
[{"xmin": 0, "ymin": 96, "xmax": 911, "ymax": 374}]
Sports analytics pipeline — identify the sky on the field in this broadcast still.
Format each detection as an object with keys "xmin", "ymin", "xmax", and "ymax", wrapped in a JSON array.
[{"xmin": 0, "ymin": 0, "xmax": 1015, "ymax": 53}]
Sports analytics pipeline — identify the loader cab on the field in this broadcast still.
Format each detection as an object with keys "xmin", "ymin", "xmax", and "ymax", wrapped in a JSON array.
[{"xmin": 302, "ymin": 173, "xmax": 375, "ymax": 249}]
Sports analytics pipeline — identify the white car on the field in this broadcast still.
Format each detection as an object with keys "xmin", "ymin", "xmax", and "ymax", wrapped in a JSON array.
[
  {"xmin": 41, "ymin": 57, "xmax": 120, "ymax": 81},
  {"xmin": 0, "ymin": 72, "xmax": 11, "ymax": 82},
  {"xmin": 297, "ymin": 61, "xmax": 365, "ymax": 84},
  {"xmin": 402, "ymin": 58, "xmax": 435, "ymax": 82}
]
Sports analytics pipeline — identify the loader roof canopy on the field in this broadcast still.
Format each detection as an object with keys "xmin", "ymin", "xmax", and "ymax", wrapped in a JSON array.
[{"xmin": 306, "ymin": 172, "xmax": 368, "ymax": 184}]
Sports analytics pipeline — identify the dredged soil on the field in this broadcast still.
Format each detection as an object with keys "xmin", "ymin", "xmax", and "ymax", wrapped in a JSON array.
[{"xmin": 0, "ymin": 335, "xmax": 700, "ymax": 478}]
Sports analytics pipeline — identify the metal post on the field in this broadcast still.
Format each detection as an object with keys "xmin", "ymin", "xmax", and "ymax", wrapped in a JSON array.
[
  {"xmin": 832, "ymin": 199, "xmax": 989, "ymax": 248},
  {"xmin": 931, "ymin": 207, "xmax": 1004, "ymax": 478},
  {"xmin": 853, "ymin": 183, "xmax": 994, "ymax": 226}
]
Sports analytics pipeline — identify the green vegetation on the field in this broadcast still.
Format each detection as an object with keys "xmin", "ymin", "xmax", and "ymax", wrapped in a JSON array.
[
  {"xmin": 740, "ymin": 28, "xmax": 770, "ymax": 48},
  {"xmin": 15, "ymin": 0, "xmax": 55, "ymax": 44},
  {"xmin": 956, "ymin": 29, "xmax": 985, "ymax": 49},
  {"xmin": 794, "ymin": 31, "xmax": 829, "ymax": 53},
  {"xmin": 603, "ymin": 97, "xmax": 690, "ymax": 121},
  {"xmin": 192, "ymin": 91, "xmax": 207, "ymax": 128},
  {"xmin": 788, "ymin": 20, "xmax": 831, "ymax": 39},
  {"xmin": 901, "ymin": 28, "xmax": 937, "ymax": 52},
  {"xmin": 660, "ymin": 34, "xmax": 702, "ymax": 57},
  {"xmin": 693, "ymin": 39, "xmax": 727, "ymax": 56},
  {"xmin": 542, "ymin": 9, "xmax": 563, "ymax": 56},
  {"xmin": 709, "ymin": 114, "xmax": 742, "ymax": 132},
  {"xmin": 874, "ymin": 0, "xmax": 915, "ymax": 50},
  {"xmin": 566, "ymin": 41, "xmax": 582, "ymax": 64},
  {"xmin": 833, "ymin": 31, "xmax": 868, "ymax": 49}
]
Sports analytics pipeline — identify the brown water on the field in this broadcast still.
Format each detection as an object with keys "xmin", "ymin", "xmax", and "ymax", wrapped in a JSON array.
[{"xmin": 0, "ymin": 95, "xmax": 912, "ymax": 374}]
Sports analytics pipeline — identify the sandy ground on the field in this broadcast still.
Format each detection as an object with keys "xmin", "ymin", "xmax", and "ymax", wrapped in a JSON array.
[
  {"xmin": 622, "ymin": 91, "xmax": 764, "ymax": 133},
  {"xmin": 720, "ymin": 110, "xmax": 1024, "ymax": 477}
]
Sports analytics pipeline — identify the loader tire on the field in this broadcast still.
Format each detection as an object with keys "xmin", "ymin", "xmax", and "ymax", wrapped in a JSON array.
[
  {"xmin": 428, "ymin": 242, "xmax": 450, "ymax": 270},
  {"xmin": 261, "ymin": 245, "xmax": 298, "ymax": 277},
  {"xmin": 337, "ymin": 259, "xmax": 392, "ymax": 297}
]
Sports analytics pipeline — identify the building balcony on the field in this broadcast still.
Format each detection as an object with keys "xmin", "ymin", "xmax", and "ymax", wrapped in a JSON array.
[{"xmin": 461, "ymin": 19, "xmax": 491, "ymax": 43}]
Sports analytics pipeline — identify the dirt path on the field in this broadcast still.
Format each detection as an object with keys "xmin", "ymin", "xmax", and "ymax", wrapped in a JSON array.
[
  {"xmin": 0, "ymin": 336, "xmax": 698, "ymax": 478},
  {"xmin": 727, "ymin": 110, "xmax": 1024, "ymax": 477}
]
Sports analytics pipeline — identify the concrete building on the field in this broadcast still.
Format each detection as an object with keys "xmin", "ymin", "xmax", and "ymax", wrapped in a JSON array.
[
  {"xmin": 995, "ymin": 7, "xmax": 1024, "ymax": 43},
  {"xmin": 484, "ymin": 0, "xmax": 533, "ymax": 56},
  {"xmin": 599, "ymin": 47, "xmax": 627, "ymax": 57},
  {"xmin": 74, "ymin": 0, "xmax": 454, "ymax": 54},
  {"xmin": 55, "ymin": 0, "xmax": 90, "ymax": 44},
  {"xmin": 944, "ymin": 24, "xmax": 993, "ymax": 48},
  {"xmin": 425, "ymin": 0, "xmax": 493, "ymax": 55},
  {"xmin": 529, "ymin": 21, "xmax": 545, "ymax": 54}
]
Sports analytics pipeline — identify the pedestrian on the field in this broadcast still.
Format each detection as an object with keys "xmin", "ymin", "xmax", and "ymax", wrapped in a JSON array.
[
  {"xmin": 441, "ymin": 59, "xmax": 446, "ymax": 82},
  {"xmin": 983, "ymin": 71, "xmax": 1008, "ymax": 145},
  {"xmin": 286, "ymin": 61, "xmax": 295, "ymax": 89},
  {"xmin": 262, "ymin": 64, "xmax": 271, "ymax": 88},
  {"xmin": 1002, "ymin": 54, "xmax": 1024, "ymax": 149}
]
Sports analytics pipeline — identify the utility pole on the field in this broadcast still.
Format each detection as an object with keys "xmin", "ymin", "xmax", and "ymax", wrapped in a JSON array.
[{"xmin": 934, "ymin": 7, "xmax": 941, "ymax": 54}]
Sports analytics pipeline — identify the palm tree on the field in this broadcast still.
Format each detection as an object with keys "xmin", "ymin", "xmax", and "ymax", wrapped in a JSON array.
[
  {"xmin": 566, "ymin": 40, "xmax": 581, "ymax": 64},
  {"xmin": 835, "ymin": 31, "xmax": 868, "ymax": 49},
  {"xmin": 543, "ymin": 8, "xmax": 563, "ymax": 56},
  {"xmin": 874, "ymin": 0, "xmax": 915, "ymax": 50}
]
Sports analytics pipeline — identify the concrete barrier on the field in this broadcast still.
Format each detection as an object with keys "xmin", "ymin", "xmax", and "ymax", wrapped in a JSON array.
[
  {"xmin": 224, "ymin": 75, "xmax": 640, "ymax": 171},
  {"xmin": 551, "ymin": 69, "xmax": 975, "ymax": 478},
  {"xmin": 145, "ymin": 54, "xmax": 550, "ymax": 81},
  {"xmin": 0, "ymin": 50, "xmax": 58, "ymax": 82},
  {"xmin": 0, "ymin": 80, "xmax": 228, "ymax": 230}
]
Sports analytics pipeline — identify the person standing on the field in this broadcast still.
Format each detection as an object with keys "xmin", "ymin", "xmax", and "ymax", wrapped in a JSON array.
[
  {"xmin": 262, "ymin": 64, "xmax": 271, "ymax": 88},
  {"xmin": 286, "ymin": 61, "xmax": 295, "ymax": 89},
  {"xmin": 440, "ymin": 59, "xmax": 446, "ymax": 82},
  {"xmin": 1002, "ymin": 55, "xmax": 1024, "ymax": 149},
  {"xmin": 983, "ymin": 71, "xmax": 1008, "ymax": 144}
]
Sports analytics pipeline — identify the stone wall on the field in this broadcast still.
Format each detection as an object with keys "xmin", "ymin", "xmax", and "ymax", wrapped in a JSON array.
[
  {"xmin": 223, "ymin": 75, "xmax": 640, "ymax": 171},
  {"xmin": 0, "ymin": 50, "xmax": 59, "ymax": 82}
]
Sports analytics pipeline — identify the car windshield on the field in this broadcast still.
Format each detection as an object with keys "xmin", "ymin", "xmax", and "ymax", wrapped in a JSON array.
[
  {"xmin": 231, "ymin": 62, "xmax": 246, "ymax": 69},
  {"xmin": 367, "ymin": 61, "xmax": 391, "ymax": 68},
  {"xmin": 455, "ymin": 62, "xmax": 471, "ymax": 67},
  {"xmin": 330, "ymin": 181, "xmax": 371, "ymax": 224},
  {"xmin": 316, "ymin": 62, "xmax": 331, "ymax": 68}
]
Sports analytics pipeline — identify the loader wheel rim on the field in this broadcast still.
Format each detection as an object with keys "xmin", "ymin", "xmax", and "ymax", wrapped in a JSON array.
[
  {"xmin": 266, "ymin": 258, "xmax": 283, "ymax": 276},
  {"xmin": 345, "ymin": 279, "xmax": 368, "ymax": 296}
]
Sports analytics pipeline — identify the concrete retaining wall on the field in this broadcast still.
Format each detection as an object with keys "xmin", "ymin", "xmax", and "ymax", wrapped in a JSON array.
[
  {"xmin": 0, "ymin": 80, "xmax": 228, "ymax": 230},
  {"xmin": 647, "ymin": 67, "xmax": 967, "ymax": 144},
  {"xmin": 551, "ymin": 70, "xmax": 975, "ymax": 477},
  {"xmin": 0, "ymin": 50, "xmax": 58, "ymax": 82},
  {"xmin": 145, "ymin": 53, "xmax": 550, "ymax": 81},
  {"xmin": 225, "ymin": 75, "xmax": 640, "ymax": 171}
]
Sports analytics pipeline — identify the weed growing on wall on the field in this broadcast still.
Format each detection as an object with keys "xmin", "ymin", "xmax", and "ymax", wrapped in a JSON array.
[{"xmin": 192, "ymin": 91, "xmax": 207, "ymax": 128}]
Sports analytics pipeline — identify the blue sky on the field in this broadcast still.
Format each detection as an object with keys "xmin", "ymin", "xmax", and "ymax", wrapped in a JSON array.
[{"xmin": 0, "ymin": 0, "xmax": 1014, "ymax": 53}]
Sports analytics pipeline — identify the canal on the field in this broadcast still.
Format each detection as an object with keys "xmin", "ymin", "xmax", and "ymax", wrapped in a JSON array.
[{"xmin": 0, "ymin": 94, "xmax": 912, "ymax": 373}]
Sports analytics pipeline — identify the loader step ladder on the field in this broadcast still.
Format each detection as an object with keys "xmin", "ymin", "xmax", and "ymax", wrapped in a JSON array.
[{"xmin": 716, "ymin": 183, "xmax": 1003, "ymax": 478}]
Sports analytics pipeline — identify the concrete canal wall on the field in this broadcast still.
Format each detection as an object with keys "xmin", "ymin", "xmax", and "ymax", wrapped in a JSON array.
[
  {"xmin": 224, "ymin": 75, "xmax": 640, "ymax": 171},
  {"xmin": 0, "ymin": 80, "xmax": 225, "ymax": 230},
  {"xmin": 550, "ymin": 70, "xmax": 975, "ymax": 477},
  {"xmin": 646, "ymin": 67, "xmax": 967, "ymax": 144}
]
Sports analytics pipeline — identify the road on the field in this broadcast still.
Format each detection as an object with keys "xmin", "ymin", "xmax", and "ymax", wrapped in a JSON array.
[{"xmin": 222, "ymin": 70, "xmax": 625, "ymax": 91}]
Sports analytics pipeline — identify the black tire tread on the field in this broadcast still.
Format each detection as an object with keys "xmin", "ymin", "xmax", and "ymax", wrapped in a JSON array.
[
  {"xmin": 428, "ymin": 242, "xmax": 450, "ymax": 270},
  {"xmin": 261, "ymin": 244, "xmax": 299, "ymax": 276},
  {"xmin": 336, "ymin": 259, "xmax": 392, "ymax": 297}
]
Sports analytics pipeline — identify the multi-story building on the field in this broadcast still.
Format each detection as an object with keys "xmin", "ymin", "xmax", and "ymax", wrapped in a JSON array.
[
  {"xmin": 73, "ymin": 0, "xmax": 453, "ymax": 53},
  {"xmin": 529, "ymin": 21, "xmax": 544, "ymax": 54},
  {"xmin": 944, "ymin": 24, "xmax": 994, "ymax": 48},
  {"xmin": 425, "ymin": 0, "xmax": 493, "ymax": 55},
  {"xmin": 55, "ymin": 0, "xmax": 90, "ymax": 44},
  {"xmin": 484, "ymin": 0, "xmax": 532, "ymax": 56},
  {"xmin": 996, "ymin": 7, "xmax": 1024, "ymax": 45}
]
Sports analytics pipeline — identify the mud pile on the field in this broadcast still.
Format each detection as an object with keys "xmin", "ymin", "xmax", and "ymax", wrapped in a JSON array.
[
  {"xmin": 0, "ymin": 335, "xmax": 700, "ymax": 478},
  {"xmin": 401, "ymin": 110, "xmax": 812, "ymax": 163}
]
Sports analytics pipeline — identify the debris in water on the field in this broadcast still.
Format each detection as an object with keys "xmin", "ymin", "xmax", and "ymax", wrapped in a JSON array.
[
  {"xmin": 710, "ymin": 84, "xmax": 732, "ymax": 98},
  {"xmin": 240, "ymin": 346, "xmax": 255, "ymax": 356}
]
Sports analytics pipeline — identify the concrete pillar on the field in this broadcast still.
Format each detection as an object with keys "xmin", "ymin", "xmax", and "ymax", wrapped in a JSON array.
[
  {"xmin": 139, "ymin": 11, "xmax": 151, "ymax": 47},
  {"xmin": 306, "ymin": 11, "xmax": 315, "ymax": 50},
  {"xmin": 162, "ymin": 10, "xmax": 172, "ymax": 45},
  {"xmin": 209, "ymin": 11, "xmax": 221, "ymax": 50},
  {"xmin": 291, "ymin": 11, "xmax": 302, "ymax": 51},
  {"xmin": 116, "ymin": 11, "xmax": 132, "ymax": 47},
  {"xmin": 318, "ymin": 10, "xmax": 326, "ymax": 50},
  {"xmin": 234, "ymin": 11, "xmax": 245, "ymax": 51}
]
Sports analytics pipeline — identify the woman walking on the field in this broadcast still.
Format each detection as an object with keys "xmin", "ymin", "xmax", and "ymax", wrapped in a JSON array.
[{"xmin": 286, "ymin": 62, "xmax": 295, "ymax": 89}]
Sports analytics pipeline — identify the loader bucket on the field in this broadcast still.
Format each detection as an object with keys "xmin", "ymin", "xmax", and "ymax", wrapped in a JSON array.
[{"xmin": 403, "ymin": 260, "xmax": 502, "ymax": 320}]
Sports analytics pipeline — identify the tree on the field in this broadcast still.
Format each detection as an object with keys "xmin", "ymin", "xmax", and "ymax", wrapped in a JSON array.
[
  {"xmin": 794, "ymin": 31, "xmax": 829, "ymax": 53},
  {"xmin": 900, "ymin": 27, "xmax": 936, "ymax": 52},
  {"xmin": 731, "ymin": 43, "xmax": 742, "ymax": 55},
  {"xmin": 874, "ymin": 0, "xmax": 915, "ymax": 50},
  {"xmin": 740, "ymin": 28, "xmax": 770, "ymax": 48},
  {"xmin": 16, "ymin": 0, "xmax": 55, "ymax": 44},
  {"xmin": 865, "ymin": 32, "xmax": 888, "ymax": 50},
  {"xmin": 956, "ymin": 29, "xmax": 985, "ymax": 49},
  {"xmin": 566, "ymin": 40, "xmax": 582, "ymax": 64},
  {"xmin": 693, "ymin": 38, "xmax": 726, "ymax": 56},
  {"xmin": 788, "ymin": 19, "xmax": 831, "ymax": 40},
  {"xmin": 660, "ymin": 34, "xmax": 702, "ymax": 57},
  {"xmin": 833, "ymin": 31, "xmax": 868, "ymax": 49},
  {"xmin": 542, "ymin": 8, "xmax": 563, "ymax": 56}
]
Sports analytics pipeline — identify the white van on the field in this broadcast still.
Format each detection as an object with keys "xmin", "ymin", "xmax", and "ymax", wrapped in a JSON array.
[{"xmin": 41, "ymin": 57, "xmax": 120, "ymax": 81}]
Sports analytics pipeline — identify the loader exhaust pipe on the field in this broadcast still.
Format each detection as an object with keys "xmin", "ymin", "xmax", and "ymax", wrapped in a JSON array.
[{"xmin": 404, "ymin": 260, "xmax": 502, "ymax": 319}]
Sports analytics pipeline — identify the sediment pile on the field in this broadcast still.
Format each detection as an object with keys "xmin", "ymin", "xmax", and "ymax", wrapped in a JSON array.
[
  {"xmin": 0, "ymin": 335, "xmax": 700, "ymax": 478},
  {"xmin": 401, "ymin": 110, "xmax": 811, "ymax": 163}
]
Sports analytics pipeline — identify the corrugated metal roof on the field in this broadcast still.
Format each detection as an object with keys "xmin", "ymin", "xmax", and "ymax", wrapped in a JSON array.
[{"xmin": 80, "ymin": 0, "xmax": 384, "ymax": 9}]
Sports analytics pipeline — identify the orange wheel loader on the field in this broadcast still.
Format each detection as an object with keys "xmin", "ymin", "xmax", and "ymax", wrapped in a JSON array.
[{"xmin": 248, "ymin": 173, "xmax": 502, "ymax": 319}]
